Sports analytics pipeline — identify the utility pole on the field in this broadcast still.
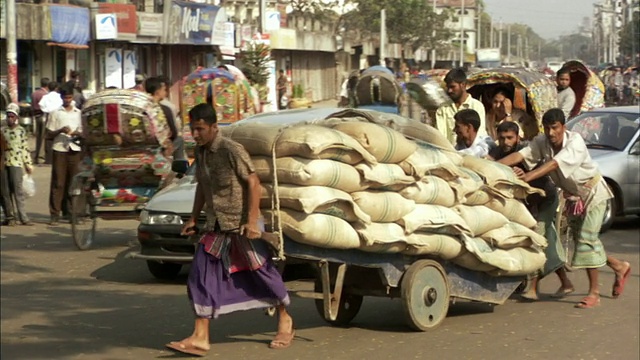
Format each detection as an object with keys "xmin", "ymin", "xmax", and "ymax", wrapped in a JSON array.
[
  {"xmin": 259, "ymin": 0, "xmax": 266, "ymax": 35},
  {"xmin": 380, "ymin": 9, "xmax": 386, "ymax": 66},
  {"xmin": 477, "ymin": 2, "xmax": 482, "ymax": 50},
  {"xmin": 498, "ymin": 20, "xmax": 503, "ymax": 58},
  {"xmin": 525, "ymin": 36, "xmax": 529, "ymax": 62},
  {"xmin": 460, "ymin": 0, "xmax": 465, "ymax": 67},
  {"xmin": 507, "ymin": 24, "xmax": 511, "ymax": 65},
  {"xmin": 430, "ymin": 0, "xmax": 437, "ymax": 69},
  {"xmin": 490, "ymin": 20, "xmax": 494, "ymax": 48},
  {"xmin": 6, "ymin": 0, "xmax": 18, "ymax": 102}
]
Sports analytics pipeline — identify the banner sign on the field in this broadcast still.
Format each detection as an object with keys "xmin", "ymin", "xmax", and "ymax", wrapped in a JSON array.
[
  {"xmin": 49, "ymin": 5, "xmax": 90, "ymax": 45},
  {"xmin": 168, "ymin": 1, "xmax": 226, "ymax": 45}
]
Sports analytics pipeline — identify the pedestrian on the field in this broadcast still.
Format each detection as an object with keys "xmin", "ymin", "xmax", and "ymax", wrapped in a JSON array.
[
  {"xmin": 145, "ymin": 76, "xmax": 185, "ymax": 160},
  {"xmin": 435, "ymin": 68, "xmax": 487, "ymax": 145},
  {"xmin": 453, "ymin": 109, "xmax": 494, "ymax": 158},
  {"xmin": 276, "ymin": 69, "xmax": 288, "ymax": 110},
  {"xmin": 39, "ymin": 81, "xmax": 63, "ymax": 165},
  {"xmin": 166, "ymin": 103, "xmax": 294, "ymax": 357},
  {"xmin": 46, "ymin": 86, "xmax": 83, "ymax": 225},
  {"xmin": 65, "ymin": 70, "xmax": 86, "ymax": 110},
  {"xmin": 488, "ymin": 121, "xmax": 572, "ymax": 301},
  {"xmin": 31, "ymin": 77, "xmax": 49, "ymax": 165},
  {"xmin": 131, "ymin": 74, "xmax": 146, "ymax": 92},
  {"xmin": 0, "ymin": 130, "xmax": 13, "ymax": 225},
  {"xmin": 1, "ymin": 103, "xmax": 33, "ymax": 226},
  {"xmin": 498, "ymin": 108, "xmax": 631, "ymax": 308},
  {"xmin": 556, "ymin": 68, "xmax": 576, "ymax": 119}
]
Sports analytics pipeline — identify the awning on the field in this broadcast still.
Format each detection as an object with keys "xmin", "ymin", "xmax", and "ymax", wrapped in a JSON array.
[
  {"xmin": 46, "ymin": 42, "xmax": 90, "ymax": 50},
  {"xmin": 48, "ymin": 5, "xmax": 90, "ymax": 47}
]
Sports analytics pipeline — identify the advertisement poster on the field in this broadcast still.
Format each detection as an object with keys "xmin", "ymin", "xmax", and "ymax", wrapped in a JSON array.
[
  {"xmin": 95, "ymin": 13, "xmax": 118, "ymax": 40},
  {"xmin": 168, "ymin": 1, "xmax": 226, "ymax": 45},
  {"xmin": 105, "ymin": 48, "xmax": 123, "ymax": 89},
  {"xmin": 122, "ymin": 50, "xmax": 136, "ymax": 89}
]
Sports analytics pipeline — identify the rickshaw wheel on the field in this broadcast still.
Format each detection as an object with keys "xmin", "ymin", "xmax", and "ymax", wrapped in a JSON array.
[
  {"xmin": 70, "ymin": 189, "xmax": 97, "ymax": 251},
  {"xmin": 313, "ymin": 278, "xmax": 363, "ymax": 327},
  {"xmin": 400, "ymin": 259, "xmax": 449, "ymax": 332},
  {"xmin": 555, "ymin": 196, "xmax": 574, "ymax": 272}
]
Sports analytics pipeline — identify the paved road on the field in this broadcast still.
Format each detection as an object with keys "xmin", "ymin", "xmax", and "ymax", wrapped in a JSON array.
[{"xmin": 1, "ymin": 166, "xmax": 638, "ymax": 360}]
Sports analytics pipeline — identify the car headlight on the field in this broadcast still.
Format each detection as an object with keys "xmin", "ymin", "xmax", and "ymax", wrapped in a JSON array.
[{"xmin": 139, "ymin": 210, "xmax": 183, "ymax": 225}]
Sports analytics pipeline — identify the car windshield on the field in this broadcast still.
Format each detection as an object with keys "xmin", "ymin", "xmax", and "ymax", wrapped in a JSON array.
[{"xmin": 566, "ymin": 111, "xmax": 639, "ymax": 151}]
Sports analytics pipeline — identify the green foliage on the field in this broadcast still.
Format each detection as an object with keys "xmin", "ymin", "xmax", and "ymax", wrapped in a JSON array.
[
  {"xmin": 240, "ymin": 43, "xmax": 271, "ymax": 87},
  {"xmin": 285, "ymin": 0, "xmax": 340, "ymax": 24},
  {"xmin": 293, "ymin": 84, "xmax": 305, "ymax": 99}
]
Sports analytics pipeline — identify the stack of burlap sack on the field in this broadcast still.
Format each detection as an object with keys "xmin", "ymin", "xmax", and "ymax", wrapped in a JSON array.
[{"xmin": 221, "ymin": 109, "xmax": 548, "ymax": 277}]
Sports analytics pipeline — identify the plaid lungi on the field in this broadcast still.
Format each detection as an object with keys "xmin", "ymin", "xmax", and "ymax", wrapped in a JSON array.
[{"xmin": 567, "ymin": 201, "xmax": 608, "ymax": 269}]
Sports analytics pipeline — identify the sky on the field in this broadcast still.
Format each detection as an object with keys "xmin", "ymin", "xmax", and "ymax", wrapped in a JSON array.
[{"xmin": 483, "ymin": 0, "xmax": 594, "ymax": 40}]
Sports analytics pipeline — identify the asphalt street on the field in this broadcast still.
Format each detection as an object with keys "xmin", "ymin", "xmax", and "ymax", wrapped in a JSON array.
[{"xmin": 1, "ymin": 157, "xmax": 638, "ymax": 360}]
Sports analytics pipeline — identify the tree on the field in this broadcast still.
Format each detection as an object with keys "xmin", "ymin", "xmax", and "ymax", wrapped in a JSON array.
[
  {"xmin": 619, "ymin": 12, "xmax": 640, "ymax": 64},
  {"xmin": 342, "ymin": 0, "xmax": 453, "ymax": 54},
  {"xmin": 240, "ymin": 42, "xmax": 271, "ymax": 100}
]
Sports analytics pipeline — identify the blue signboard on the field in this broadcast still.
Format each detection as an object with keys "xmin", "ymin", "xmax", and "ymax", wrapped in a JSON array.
[
  {"xmin": 49, "ymin": 5, "xmax": 90, "ymax": 46},
  {"xmin": 171, "ymin": 1, "xmax": 225, "ymax": 45}
]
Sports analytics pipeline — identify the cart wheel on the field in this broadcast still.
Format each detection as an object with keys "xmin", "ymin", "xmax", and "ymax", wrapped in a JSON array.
[
  {"xmin": 400, "ymin": 259, "xmax": 450, "ymax": 331},
  {"xmin": 313, "ymin": 278, "xmax": 363, "ymax": 327},
  {"xmin": 71, "ymin": 191, "xmax": 97, "ymax": 250},
  {"xmin": 555, "ymin": 196, "xmax": 574, "ymax": 272}
]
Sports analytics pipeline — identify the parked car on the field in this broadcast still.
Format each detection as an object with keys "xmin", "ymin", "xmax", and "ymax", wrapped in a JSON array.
[
  {"xmin": 566, "ymin": 106, "xmax": 640, "ymax": 231},
  {"xmin": 129, "ymin": 107, "xmax": 344, "ymax": 279}
]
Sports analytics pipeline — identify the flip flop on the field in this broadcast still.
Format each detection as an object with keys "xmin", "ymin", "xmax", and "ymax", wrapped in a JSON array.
[
  {"xmin": 574, "ymin": 296, "xmax": 600, "ymax": 309},
  {"xmin": 612, "ymin": 264, "xmax": 631, "ymax": 299},
  {"xmin": 165, "ymin": 342, "xmax": 208, "ymax": 357},
  {"xmin": 269, "ymin": 324, "xmax": 295, "ymax": 349},
  {"xmin": 550, "ymin": 287, "xmax": 575, "ymax": 299}
]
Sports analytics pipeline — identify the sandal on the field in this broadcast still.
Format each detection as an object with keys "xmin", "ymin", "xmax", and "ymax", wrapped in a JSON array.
[
  {"xmin": 269, "ymin": 323, "xmax": 295, "ymax": 349},
  {"xmin": 574, "ymin": 295, "xmax": 600, "ymax": 309},
  {"xmin": 612, "ymin": 263, "xmax": 631, "ymax": 299},
  {"xmin": 550, "ymin": 287, "xmax": 575, "ymax": 298}
]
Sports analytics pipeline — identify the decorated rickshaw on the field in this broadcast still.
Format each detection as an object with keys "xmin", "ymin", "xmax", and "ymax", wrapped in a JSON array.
[
  {"xmin": 561, "ymin": 60, "xmax": 605, "ymax": 117},
  {"xmin": 69, "ymin": 89, "xmax": 176, "ymax": 250},
  {"xmin": 466, "ymin": 67, "xmax": 558, "ymax": 140},
  {"xmin": 351, "ymin": 66, "xmax": 403, "ymax": 114}
]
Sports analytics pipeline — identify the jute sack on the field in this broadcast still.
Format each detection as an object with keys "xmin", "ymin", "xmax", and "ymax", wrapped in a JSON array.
[
  {"xmin": 260, "ymin": 185, "xmax": 371, "ymax": 224},
  {"xmin": 485, "ymin": 198, "xmax": 537, "ymax": 229},
  {"xmin": 451, "ymin": 250, "xmax": 498, "ymax": 272},
  {"xmin": 221, "ymin": 123, "xmax": 284, "ymax": 156},
  {"xmin": 480, "ymin": 222, "xmax": 548, "ymax": 249},
  {"xmin": 354, "ymin": 222, "xmax": 407, "ymax": 247},
  {"xmin": 462, "ymin": 155, "xmax": 545, "ymax": 199},
  {"xmin": 275, "ymin": 124, "xmax": 377, "ymax": 164},
  {"xmin": 331, "ymin": 121, "xmax": 417, "ymax": 163},
  {"xmin": 463, "ymin": 187, "xmax": 493, "ymax": 206},
  {"xmin": 252, "ymin": 156, "xmax": 367, "ymax": 193},
  {"xmin": 399, "ymin": 176, "xmax": 456, "ymax": 207},
  {"xmin": 399, "ymin": 144, "xmax": 465, "ymax": 181},
  {"xmin": 355, "ymin": 163, "xmax": 415, "ymax": 190},
  {"xmin": 460, "ymin": 235, "xmax": 546, "ymax": 276},
  {"xmin": 453, "ymin": 205, "xmax": 509, "ymax": 237},
  {"xmin": 403, "ymin": 232, "xmax": 464, "ymax": 260},
  {"xmin": 449, "ymin": 167, "xmax": 484, "ymax": 199},
  {"xmin": 351, "ymin": 191, "xmax": 415, "ymax": 222},
  {"xmin": 263, "ymin": 209, "xmax": 361, "ymax": 249},
  {"xmin": 398, "ymin": 204, "xmax": 472, "ymax": 235}
]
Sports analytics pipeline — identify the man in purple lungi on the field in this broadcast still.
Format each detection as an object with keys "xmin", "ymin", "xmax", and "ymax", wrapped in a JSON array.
[{"xmin": 166, "ymin": 103, "xmax": 294, "ymax": 356}]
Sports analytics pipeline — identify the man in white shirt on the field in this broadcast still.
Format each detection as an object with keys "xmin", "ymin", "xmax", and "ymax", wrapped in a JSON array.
[
  {"xmin": 453, "ymin": 109, "xmax": 493, "ymax": 158},
  {"xmin": 46, "ymin": 88, "xmax": 83, "ymax": 225},
  {"xmin": 39, "ymin": 81, "xmax": 63, "ymax": 165},
  {"xmin": 498, "ymin": 108, "xmax": 631, "ymax": 309},
  {"xmin": 435, "ymin": 68, "xmax": 487, "ymax": 145}
]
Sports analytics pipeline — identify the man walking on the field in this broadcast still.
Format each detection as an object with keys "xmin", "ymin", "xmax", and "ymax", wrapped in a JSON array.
[
  {"xmin": 145, "ymin": 77, "xmax": 185, "ymax": 160},
  {"xmin": 31, "ymin": 77, "xmax": 49, "ymax": 164},
  {"xmin": 39, "ymin": 81, "xmax": 63, "ymax": 165},
  {"xmin": 166, "ymin": 104, "xmax": 293, "ymax": 357},
  {"xmin": 277, "ymin": 69, "xmax": 289, "ymax": 110},
  {"xmin": 2, "ymin": 104, "xmax": 33, "ymax": 226},
  {"xmin": 435, "ymin": 68, "xmax": 487, "ymax": 145},
  {"xmin": 498, "ymin": 108, "xmax": 631, "ymax": 308},
  {"xmin": 46, "ymin": 87, "xmax": 83, "ymax": 225}
]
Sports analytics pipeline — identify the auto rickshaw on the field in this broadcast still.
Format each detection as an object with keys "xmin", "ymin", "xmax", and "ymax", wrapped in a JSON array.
[
  {"xmin": 561, "ymin": 60, "xmax": 605, "ymax": 117},
  {"xmin": 466, "ymin": 67, "xmax": 558, "ymax": 140},
  {"xmin": 69, "ymin": 89, "xmax": 175, "ymax": 250}
]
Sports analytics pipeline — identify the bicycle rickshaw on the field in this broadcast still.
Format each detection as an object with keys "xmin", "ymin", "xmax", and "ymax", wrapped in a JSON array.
[
  {"xmin": 69, "ymin": 89, "xmax": 175, "ymax": 250},
  {"xmin": 561, "ymin": 60, "xmax": 605, "ymax": 117}
]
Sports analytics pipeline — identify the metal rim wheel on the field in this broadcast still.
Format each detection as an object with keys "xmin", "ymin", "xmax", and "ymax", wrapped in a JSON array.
[
  {"xmin": 71, "ymin": 191, "xmax": 97, "ymax": 250},
  {"xmin": 313, "ymin": 278, "xmax": 363, "ymax": 327},
  {"xmin": 400, "ymin": 259, "xmax": 450, "ymax": 331}
]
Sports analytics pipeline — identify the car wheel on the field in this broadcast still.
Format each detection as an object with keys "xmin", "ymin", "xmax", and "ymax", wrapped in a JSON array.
[
  {"xmin": 147, "ymin": 261, "xmax": 182, "ymax": 280},
  {"xmin": 600, "ymin": 186, "xmax": 617, "ymax": 233}
]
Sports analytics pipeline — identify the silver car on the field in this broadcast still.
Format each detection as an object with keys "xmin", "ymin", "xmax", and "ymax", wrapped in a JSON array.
[{"xmin": 566, "ymin": 106, "xmax": 640, "ymax": 231}]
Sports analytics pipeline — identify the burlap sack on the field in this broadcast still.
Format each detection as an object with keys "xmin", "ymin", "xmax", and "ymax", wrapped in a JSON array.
[
  {"xmin": 485, "ymin": 198, "xmax": 537, "ymax": 229},
  {"xmin": 221, "ymin": 123, "xmax": 283, "ymax": 156},
  {"xmin": 462, "ymin": 155, "xmax": 545, "ymax": 199},
  {"xmin": 332, "ymin": 121, "xmax": 417, "ymax": 163},
  {"xmin": 451, "ymin": 250, "xmax": 498, "ymax": 272},
  {"xmin": 355, "ymin": 162, "xmax": 415, "ymax": 190},
  {"xmin": 398, "ymin": 204, "xmax": 472, "ymax": 235},
  {"xmin": 403, "ymin": 232, "xmax": 465, "ymax": 259},
  {"xmin": 460, "ymin": 235, "xmax": 546, "ymax": 276},
  {"xmin": 351, "ymin": 191, "xmax": 416, "ymax": 222},
  {"xmin": 260, "ymin": 185, "xmax": 371, "ymax": 224},
  {"xmin": 453, "ymin": 205, "xmax": 509, "ymax": 236},
  {"xmin": 252, "ymin": 156, "xmax": 367, "ymax": 193},
  {"xmin": 480, "ymin": 222, "xmax": 548, "ymax": 249},
  {"xmin": 399, "ymin": 144, "xmax": 465, "ymax": 181},
  {"xmin": 354, "ymin": 222, "xmax": 408, "ymax": 246},
  {"xmin": 463, "ymin": 188, "xmax": 493, "ymax": 206},
  {"xmin": 449, "ymin": 167, "xmax": 484, "ymax": 198},
  {"xmin": 263, "ymin": 209, "xmax": 361, "ymax": 249},
  {"xmin": 399, "ymin": 176, "xmax": 456, "ymax": 207}
]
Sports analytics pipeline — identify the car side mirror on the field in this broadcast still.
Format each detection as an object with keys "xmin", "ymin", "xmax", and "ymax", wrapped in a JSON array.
[
  {"xmin": 630, "ymin": 142, "xmax": 640, "ymax": 155},
  {"xmin": 171, "ymin": 159, "xmax": 189, "ymax": 175}
]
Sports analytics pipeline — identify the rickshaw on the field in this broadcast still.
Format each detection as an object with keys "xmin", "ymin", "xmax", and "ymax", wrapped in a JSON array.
[
  {"xmin": 561, "ymin": 60, "xmax": 605, "ymax": 117},
  {"xmin": 466, "ymin": 67, "xmax": 558, "ymax": 140},
  {"xmin": 352, "ymin": 66, "xmax": 403, "ymax": 114},
  {"xmin": 69, "ymin": 89, "xmax": 175, "ymax": 250},
  {"xmin": 404, "ymin": 77, "xmax": 453, "ymax": 125},
  {"xmin": 179, "ymin": 67, "xmax": 250, "ymax": 159}
]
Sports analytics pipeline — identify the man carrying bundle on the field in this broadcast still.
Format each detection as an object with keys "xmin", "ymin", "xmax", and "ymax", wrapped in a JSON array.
[
  {"xmin": 498, "ymin": 108, "xmax": 631, "ymax": 309},
  {"xmin": 166, "ymin": 104, "xmax": 294, "ymax": 357}
]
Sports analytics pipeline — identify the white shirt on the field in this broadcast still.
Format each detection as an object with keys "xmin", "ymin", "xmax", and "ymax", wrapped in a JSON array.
[
  {"xmin": 47, "ymin": 107, "xmax": 83, "ymax": 152},
  {"xmin": 435, "ymin": 94, "xmax": 487, "ymax": 145},
  {"xmin": 39, "ymin": 91, "xmax": 63, "ymax": 114},
  {"xmin": 339, "ymin": 79, "xmax": 349, "ymax": 98},
  {"xmin": 456, "ymin": 135, "xmax": 492, "ymax": 158},
  {"xmin": 519, "ymin": 130, "xmax": 613, "ymax": 206}
]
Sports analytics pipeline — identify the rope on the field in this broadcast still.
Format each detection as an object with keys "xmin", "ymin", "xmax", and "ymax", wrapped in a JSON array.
[{"xmin": 270, "ymin": 127, "xmax": 286, "ymax": 261}]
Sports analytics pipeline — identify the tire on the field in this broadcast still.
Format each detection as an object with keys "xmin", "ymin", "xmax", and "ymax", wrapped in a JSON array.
[
  {"xmin": 70, "ymin": 193, "xmax": 97, "ymax": 250},
  {"xmin": 600, "ymin": 187, "xmax": 616, "ymax": 233},
  {"xmin": 313, "ymin": 277, "xmax": 363, "ymax": 327},
  {"xmin": 147, "ymin": 261, "xmax": 182, "ymax": 280},
  {"xmin": 400, "ymin": 259, "xmax": 450, "ymax": 331}
]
